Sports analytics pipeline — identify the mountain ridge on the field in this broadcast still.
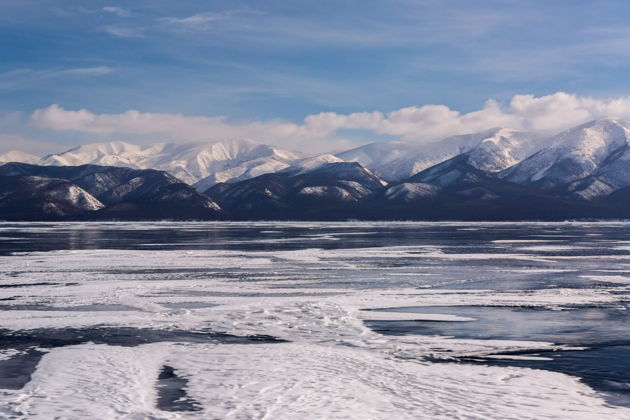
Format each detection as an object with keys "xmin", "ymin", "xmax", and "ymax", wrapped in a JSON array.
[{"xmin": 4, "ymin": 118, "xmax": 630, "ymax": 220}]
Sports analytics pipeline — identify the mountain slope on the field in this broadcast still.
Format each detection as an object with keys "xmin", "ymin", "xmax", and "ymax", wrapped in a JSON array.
[
  {"xmin": 501, "ymin": 119, "xmax": 630, "ymax": 189},
  {"xmin": 38, "ymin": 139, "xmax": 304, "ymax": 188},
  {"xmin": 41, "ymin": 141, "xmax": 147, "ymax": 168},
  {"xmin": 0, "ymin": 176, "xmax": 104, "ymax": 220},
  {"xmin": 205, "ymin": 162, "xmax": 386, "ymax": 219},
  {"xmin": 370, "ymin": 153, "xmax": 611, "ymax": 220},
  {"xmin": 0, "ymin": 163, "xmax": 221, "ymax": 219},
  {"xmin": 380, "ymin": 154, "xmax": 510, "ymax": 204},
  {"xmin": 280, "ymin": 154, "xmax": 344, "ymax": 175},
  {"xmin": 337, "ymin": 128, "xmax": 539, "ymax": 181},
  {"xmin": 0, "ymin": 129, "xmax": 538, "ymax": 188}
]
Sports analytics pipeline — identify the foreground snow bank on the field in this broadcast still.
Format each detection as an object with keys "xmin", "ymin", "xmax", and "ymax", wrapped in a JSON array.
[{"xmin": 3, "ymin": 342, "xmax": 628, "ymax": 420}]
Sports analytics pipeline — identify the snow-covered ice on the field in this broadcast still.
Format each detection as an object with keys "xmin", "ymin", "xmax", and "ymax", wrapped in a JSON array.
[{"xmin": 0, "ymin": 221, "xmax": 629, "ymax": 419}]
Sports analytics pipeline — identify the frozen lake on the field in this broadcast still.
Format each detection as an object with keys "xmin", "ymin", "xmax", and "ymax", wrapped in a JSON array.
[{"xmin": 1, "ymin": 221, "xmax": 630, "ymax": 419}]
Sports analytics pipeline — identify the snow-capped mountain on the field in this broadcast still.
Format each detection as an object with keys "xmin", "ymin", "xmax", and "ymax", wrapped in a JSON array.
[
  {"xmin": 183, "ymin": 140, "xmax": 304, "ymax": 192},
  {"xmin": 206, "ymin": 162, "xmax": 387, "ymax": 219},
  {"xmin": 337, "ymin": 128, "xmax": 539, "ymax": 181},
  {"xmin": 0, "ymin": 163, "xmax": 221, "ymax": 219},
  {"xmin": 1, "ymin": 128, "xmax": 538, "ymax": 190},
  {"xmin": 0, "ymin": 175, "xmax": 104, "ymax": 219},
  {"xmin": 501, "ymin": 119, "xmax": 630, "ymax": 190},
  {"xmin": 464, "ymin": 128, "xmax": 542, "ymax": 173},
  {"xmin": 35, "ymin": 139, "xmax": 304, "ymax": 189},
  {"xmin": 6, "ymin": 118, "xmax": 630, "ymax": 219},
  {"xmin": 40, "ymin": 141, "xmax": 148, "ymax": 168},
  {"xmin": 380, "ymin": 154, "xmax": 507, "ymax": 203}
]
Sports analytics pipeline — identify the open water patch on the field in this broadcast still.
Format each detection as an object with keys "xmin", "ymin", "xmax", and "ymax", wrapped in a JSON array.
[
  {"xmin": 363, "ymin": 304, "xmax": 630, "ymax": 344},
  {"xmin": 156, "ymin": 365, "xmax": 202, "ymax": 412},
  {"xmin": 364, "ymin": 305, "xmax": 630, "ymax": 404},
  {"xmin": 457, "ymin": 344, "xmax": 630, "ymax": 405}
]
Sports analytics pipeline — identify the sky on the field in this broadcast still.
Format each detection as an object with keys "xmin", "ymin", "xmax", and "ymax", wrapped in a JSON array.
[{"xmin": 3, "ymin": 0, "xmax": 630, "ymax": 154}]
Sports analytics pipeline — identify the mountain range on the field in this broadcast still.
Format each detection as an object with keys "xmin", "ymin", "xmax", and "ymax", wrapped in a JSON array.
[{"xmin": 2, "ymin": 119, "xmax": 630, "ymax": 220}]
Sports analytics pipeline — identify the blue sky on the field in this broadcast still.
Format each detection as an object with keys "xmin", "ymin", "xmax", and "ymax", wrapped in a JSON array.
[{"xmin": 3, "ymin": 0, "xmax": 630, "ymax": 153}]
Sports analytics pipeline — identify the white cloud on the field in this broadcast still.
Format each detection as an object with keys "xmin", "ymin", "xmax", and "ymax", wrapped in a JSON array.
[
  {"xmin": 28, "ymin": 93, "xmax": 630, "ymax": 153},
  {"xmin": 61, "ymin": 66, "xmax": 113, "ymax": 76},
  {"xmin": 103, "ymin": 6, "xmax": 130, "ymax": 18},
  {"xmin": 160, "ymin": 12, "xmax": 228, "ymax": 30},
  {"xmin": 101, "ymin": 25, "xmax": 143, "ymax": 38}
]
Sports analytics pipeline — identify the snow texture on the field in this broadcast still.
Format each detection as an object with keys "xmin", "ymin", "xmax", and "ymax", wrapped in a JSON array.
[{"xmin": 1, "ymin": 221, "xmax": 630, "ymax": 418}]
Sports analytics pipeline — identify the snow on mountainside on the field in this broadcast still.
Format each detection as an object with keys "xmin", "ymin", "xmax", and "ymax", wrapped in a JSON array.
[
  {"xmin": 338, "ymin": 128, "xmax": 539, "ymax": 181},
  {"xmin": 465, "ymin": 128, "xmax": 542, "ymax": 173},
  {"xmin": 0, "ymin": 162, "xmax": 222, "ymax": 216},
  {"xmin": 281, "ymin": 154, "xmax": 344, "ymax": 175},
  {"xmin": 206, "ymin": 161, "xmax": 388, "ymax": 219},
  {"xmin": 0, "ymin": 128, "xmax": 540, "ymax": 189},
  {"xmin": 36, "ymin": 139, "xmax": 305, "ymax": 189},
  {"xmin": 0, "ymin": 150, "xmax": 40, "ymax": 165},
  {"xmin": 0, "ymin": 175, "xmax": 104, "ymax": 218},
  {"xmin": 41, "ymin": 141, "xmax": 147, "ymax": 168},
  {"xmin": 382, "ymin": 182, "xmax": 441, "ymax": 202},
  {"xmin": 501, "ymin": 119, "xmax": 630, "ymax": 190},
  {"xmin": 186, "ymin": 140, "xmax": 304, "ymax": 191},
  {"xmin": 5, "ymin": 120, "xmax": 630, "ymax": 204},
  {"xmin": 336, "ymin": 141, "xmax": 434, "ymax": 181}
]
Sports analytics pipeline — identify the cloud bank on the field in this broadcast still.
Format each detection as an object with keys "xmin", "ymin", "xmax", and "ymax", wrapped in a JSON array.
[{"xmin": 23, "ymin": 92, "xmax": 630, "ymax": 153}]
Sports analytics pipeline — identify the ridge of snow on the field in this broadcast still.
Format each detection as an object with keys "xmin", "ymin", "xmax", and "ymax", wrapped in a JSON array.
[
  {"xmin": 46, "ymin": 184, "xmax": 105, "ymax": 211},
  {"xmin": 35, "ymin": 139, "xmax": 305, "ymax": 188},
  {"xmin": 282, "ymin": 154, "xmax": 344, "ymax": 175},
  {"xmin": 502, "ymin": 119, "xmax": 630, "ymax": 187},
  {"xmin": 337, "ymin": 128, "xmax": 539, "ymax": 181}
]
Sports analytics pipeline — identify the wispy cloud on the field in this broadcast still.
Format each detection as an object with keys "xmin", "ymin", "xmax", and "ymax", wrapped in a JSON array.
[
  {"xmin": 159, "ymin": 12, "xmax": 228, "ymax": 30},
  {"xmin": 155, "ymin": 7, "xmax": 512, "ymax": 49},
  {"xmin": 61, "ymin": 66, "xmax": 113, "ymax": 76},
  {"xmin": 102, "ymin": 6, "xmax": 131, "ymax": 18},
  {"xmin": 101, "ymin": 24, "xmax": 143, "ymax": 38},
  {"xmin": 0, "ymin": 67, "xmax": 114, "ymax": 90}
]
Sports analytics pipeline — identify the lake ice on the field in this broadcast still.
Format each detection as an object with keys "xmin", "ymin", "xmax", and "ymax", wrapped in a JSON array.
[{"xmin": 1, "ymin": 221, "xmax": 630, "ymax": 419}]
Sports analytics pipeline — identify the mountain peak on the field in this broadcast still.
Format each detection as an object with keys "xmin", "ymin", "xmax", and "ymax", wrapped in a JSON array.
[{"xmin": 501, "ymin": 117, "xmax": 630, "ymax": 188}]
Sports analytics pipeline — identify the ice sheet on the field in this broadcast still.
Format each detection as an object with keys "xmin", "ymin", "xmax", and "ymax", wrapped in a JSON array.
[{"xmin": 1, "ymin": 222, "xmax": 630, "ymax": 418}]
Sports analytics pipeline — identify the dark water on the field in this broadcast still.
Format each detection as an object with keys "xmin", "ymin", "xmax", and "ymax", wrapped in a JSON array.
[
  {"xmin": 2, "ymin": 221, "xmax": 630, "ymax": 254},
  {"xmin": 469, "ymin": 345, "xmax": 630, "ymax": 401},
  {"xmin": 365, "ymin": 304, "xmax": 630, "ymax": 345},
  {"xmin": 366, "ymin": 305, "xmax": 630, "ymax": 402},
  {"xmin": 156, "ymin": 365, "xmax": 202, "ymax": 412}
]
